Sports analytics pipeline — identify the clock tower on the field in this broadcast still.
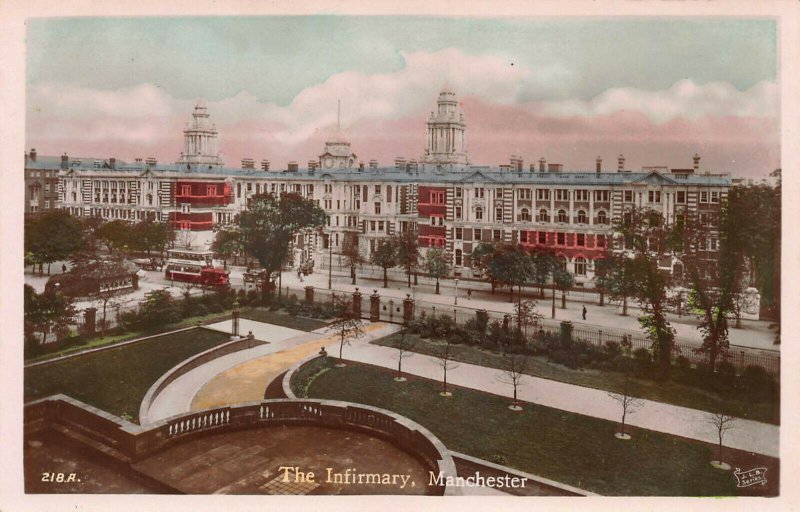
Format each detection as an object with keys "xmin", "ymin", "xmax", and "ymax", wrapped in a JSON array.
[{"xmin": 318, "ymin": 101, "xmax": 357, "ymax": 170}]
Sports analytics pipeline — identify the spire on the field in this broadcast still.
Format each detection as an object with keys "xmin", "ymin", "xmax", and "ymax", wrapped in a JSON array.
[{"xmin": 337, "ymin": 99, "xmax": 341, "ymax": 129}]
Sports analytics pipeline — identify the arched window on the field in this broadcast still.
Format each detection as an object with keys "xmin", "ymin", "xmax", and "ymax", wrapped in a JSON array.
[
  {"xmin": 538, "ymin": 209, "xmax": 549, "ymax": 222},
  {"xmin": 475, "ymin": 207, "xmax": 483, "ymax": 221},
  {"xmin": 455, "ymin": 249, "xmax": 463, "ymax": 266},
  {"xmin": 575, "ymin": 257, "xmax": 587, "ymax": 276},
  {"xmin": 559, "ymin": 256, "xmax": 568, "ymax": 272},
  {"xmin": 577, "ymin": 210, "xmax": 587, "ymax": 224},
  {"xmin": 386, "ymin": 185, "xmax": 392, "ymax": 203},
  {"xmin": 520, "ymin": 208, "xmax": 531, "ymax": 221},
  {"xmin": 597, "ymin": 211, "xmax": 608, "ymax": 224},
  {"xmin": 557, "ymin": 209, "xmax": 568, "ymax": 223}
]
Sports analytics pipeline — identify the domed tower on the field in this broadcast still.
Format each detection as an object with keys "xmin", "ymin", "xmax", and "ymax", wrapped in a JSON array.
[
  {"xmin": 422, "ymin": 83, "xmax": 469, "ymax": 166},
  {"xmin": 318, "ymin": 101, "xmax": 357, "ymax": 169},
  {"xmin": 177, "ymin": 100, "xmax": 224, "ymax": 167}
]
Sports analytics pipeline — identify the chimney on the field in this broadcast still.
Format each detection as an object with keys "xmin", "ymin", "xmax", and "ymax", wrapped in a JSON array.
[
  {"xmin": 596, "ymin": 156, "xmax": 602, "ymax": 174},
  {"xmin": 509, "ymin": 155, "xmax": 523, "ymax": 172},
  {"xmin": 617, "ymin": 154, "xmax": 625, "ymax": 173},
  {"xmin": 395, "ymin": 157, "xmax": 407, "ymax": 170},
  {"xmin": 369, "ymin": 160, "xmax": 378, "ymax": 169},
  {"xmin": 529, "ymin": 163, "xmax": 536, "ymax": 172},
  {"xmin": 693, "ymin": 153, "xmax": 701, "ymax": 172},
  {"xmin": 287, "ymin": 161, "xmax": 298, "ymax": 172},
  {"xmin": 547, "ymin": 163, "xmax": 563, "ymax": 173},
  {"xmin": 359, "ymin": 161, "xmax": 365, "ymax": 172},
  {"xmin": 146, "ymin": 157, "xmax": 157, "ymax": 166},
  {"xmin": 261, "ymin": 159, "xmax": 270, "ymax": 171},
  {"xmin": 61, "ymin": 153, "xmax": 69, "ymax": 170},
  {"xmin": 241, "ymin": 158, "xmax": 254, "ymax": 169},
  {"xmin": 30, "ymin": 148, "xmax": 37, "ymax": 162},
  {"xmin": 135, "ymin": 157, "xmax": 143, "ymax": 164},
  {"xmin": 539, "ymin": 157, "xmax": 546, "ymax": 173},
  {"xmin": 308, "ymin": 160, "xmax": 318, "ymax": 172},
  {"xmin": 109, "ymin": 157, "xmax": 116, "ymax": 169}
]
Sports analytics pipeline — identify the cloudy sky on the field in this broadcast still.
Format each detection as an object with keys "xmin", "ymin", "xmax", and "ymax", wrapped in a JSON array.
[{"xmin": 26, "ymin": 17, "xmax": 779, "ymax": 176}]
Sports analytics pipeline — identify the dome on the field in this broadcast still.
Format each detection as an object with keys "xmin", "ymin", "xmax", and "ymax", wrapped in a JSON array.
[
  {"xmin": 327, "ymin": 125, "xmax": 350, "ymax": 145},
  {"xmin": 440, "ymin": 81, "xmax": 455, "ymax": 95}
]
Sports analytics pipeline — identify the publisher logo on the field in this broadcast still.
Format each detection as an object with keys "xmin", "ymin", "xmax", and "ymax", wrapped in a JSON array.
[{"xmin": 734, "ymin": 467, "xmax": 767, "ymax": 488}]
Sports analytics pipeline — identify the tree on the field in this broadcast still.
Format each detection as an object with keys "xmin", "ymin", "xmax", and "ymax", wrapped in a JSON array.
[
  {"xmin": 326, "ymin": 293, "xmax": 364, "ymax": 365},
  {"xmin": 392, "ymin": 323, "xmax": 416, "ymax": 381},
  {"xmin": 432, "ymin": 338, "xmax": 459, "ymax": 396},
  {"xmin": 64, "ymin": 255, "xmax": 136, "ymax": 335},
  {"xmin": 94, "ymin": 219, "xmax": 132, "ymax": 255},
  {"xmin": 593, "ymin": 257, "xmax": 613, "ymax": 306},
  {"xmin": 370, "ymin": 239, "xmax": 399, "ymax": 288},
  {"xmin": 80, "ymin": 215, "xmax": 107, "ymax": 254},
  {"xmin": 489, "ymin": 245, "xmax": 535, "ymax": 304},
  {"xmin": 708, "ymin": 412, "xmax": 736, "ymax": 469},
  {"xmin": 425, "ymin": 247, "xmax": 451, "ymax": 294},
  {"xmin": 395, "ymin": 230, "xmax": 420, "ymax": 287},
  {"xmin": 471, "ymin": 242, "xmax": 501, "ymax": 294},
  {"xmin": 607, "ymin": 376, "xmax": 644, "ymax": 439},
  {"xmin": 25, "ymin": 211, "xmax": 84, "ymax": 274},
  {"xmin": 341, "ymin": 232, "xmax": 364, "ymax": 285},
  {"xmin": 498, "ymin": 349, "xmax": 528, "ymax": 410},
  {"xmin": 24, "ymin": 284, "xmax": 76, "ymax": 349},
  {"xmin": 136, "ymin": 220, "xmax": 174, "ymax": 257},
  {"xmin": 531, "ymin": 249, "xmax": 557, "ymax": 299},
  {"xmin": 211, "ymin": 227, "xmax": 243, "ymax": 269},
  {"xmin": 134, "ymin": 288, "xmax": 180, "ymax": 331},
  {"xmin": 240, "ymin": 192, "xmax": 328, "ymax": 299},
  {"xmin": 553, "ymin": 268, "xmax": 574, "ymax": 310},
  {"xmin": 606, "ymin": 253, "xmax": 636, "ymax": 316},
  {"xmin": 514, "ymin": 299, "xmax": 542, "ymax": 336}
]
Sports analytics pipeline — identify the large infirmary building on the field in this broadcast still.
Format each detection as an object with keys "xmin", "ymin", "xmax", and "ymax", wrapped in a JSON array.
[{"xmin": 26, "ymin": 85, "xmax": 731, "ymax": 285}]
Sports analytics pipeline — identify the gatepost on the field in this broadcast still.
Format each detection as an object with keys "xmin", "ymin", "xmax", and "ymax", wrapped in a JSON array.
[
  {"xmin": 403, "ymin": 293, "xmax": 414, "ymax": 323},
  {"xmin": 370, "ymin": 290, "xmax": 380, "ymax": 322},
  {"xmin": 304, "ymin": 286, "xmax": 314, "ymax": 305},
  {"xmin": 476, "ymin": 309, "xmax": 488, "ymax": 332},
  {"xmin": 83, "ymin": 307, "xmax": 97, "ymax": 336},
  {"xmin": 352, "ymin": 287, "xmax": 362, "ymax": 319}
]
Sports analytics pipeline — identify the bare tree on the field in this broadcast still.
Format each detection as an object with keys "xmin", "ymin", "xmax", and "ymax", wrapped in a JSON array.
[
  {"xmin": 708, "ymin": 412, "xmax": 736, "ymax": 469},
  {"xmin": 497, "ymin": 349, "xmax": 528, "ymax": 410},
  {"xmin": 326, "ymin": 292, "xmax": 364, "ymax": 366},
  {"xmin": 432, "ymin": 338, "xmax": 459, "ymax": 396},
  {"xmin": 392, "ymin": 323, "xmax": 417, "ymax": 382},
  {"xmin": 607, "ymin": 376, "xmax": 644, "ymax": 439},
  {"xmin": 514, "ymin": 299, "xmax": 542, "ymax": 337}
]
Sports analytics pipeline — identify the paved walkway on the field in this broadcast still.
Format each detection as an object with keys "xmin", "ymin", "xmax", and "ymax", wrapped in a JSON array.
[{"xmin": 335, "ymin": 335, "xmax": 779, "ymax": 458}]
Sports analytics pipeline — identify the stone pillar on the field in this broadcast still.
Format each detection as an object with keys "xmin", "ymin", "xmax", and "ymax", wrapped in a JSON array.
[
  {"xmin": 370, "ymin": 289, "xmax": 380, "ymax": 322},
  {"xmin": 476, "ymin": 309, "xmax": 488, "ymax": 332},
  {"xmin": 84, "ymin": 307, "xmax": 97, "ymax": 336},
  {"xmin": 304, "ymin": 286, "xmax": 314, "ymax": 305},
  {"xmin": 403, "ymin": 294, "xmax": 414, "ymax": 323},
  {"xmin": 352, "ymin": 287, "xmax": 363, "ymax": 319},
  {"xmin": 231, "ymin": 301, "xmax": 240, "ymax": 337},
  {"xmin": 560, "ymin": 320, "xmax": 573, "ymax": 345},
  {"xmin": 502, "ymin": 314, "xmax": 511, "ymax": 335}
]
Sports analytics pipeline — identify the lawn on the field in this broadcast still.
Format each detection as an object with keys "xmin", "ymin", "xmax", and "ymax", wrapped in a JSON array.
[
  {"xmin": 240, "ymin": 307, "xmax": 329, "ymax": 331},
  {"xmin": 298, "ymin": 361, "xmax": 776, "ymax": 496},
  {"xmin": 372, "ymin": 334, "xmax": 779, "ymax": 425},
  {"xmin": 24, "ymin": 327, "xmax": 232, "ymax": 422}
]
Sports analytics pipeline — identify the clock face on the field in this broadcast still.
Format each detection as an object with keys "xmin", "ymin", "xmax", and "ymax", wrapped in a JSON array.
[{"xmin": 324, "ymin": 157, "xmax": 333, "ymax": 168}]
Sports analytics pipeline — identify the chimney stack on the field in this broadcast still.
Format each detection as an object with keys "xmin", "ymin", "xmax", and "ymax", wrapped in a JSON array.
[
  {"xmin": 596, "ymin": 156, "xmax": 602, "ymax": 174},
  {"xmin": 369, "ymin": 160, "xmax": 378, "ymax": 169},
  {"xmin": 358, "ymin": 161, "xmax": 365, "ymax": 172},
  {"xmin": 61, "ymin": 153, "xmax": 69, "ymax": 170},
  {"xmin": 241, "ymin": 158, "xmax": 255, "ymax": 169},
  {"xmin": 109, "ymin": 157, "xmax": 116, "ymax": 169},
  {"xmin": 510, "ymin": 155, "xmax": 523, "ymax": 172},
  {"xmin": 308, "ymin": 160, "xmax": 318, "ymax": 172},
  {"xmin": 539, "ymin": 157, "xmax": 546, "ymax": 173},
  {"xmin": 261, "ymin": 159, "xmax": 270, "ymax": 171},
  {"xmin": 617, "ymin": 154, "xmax": 625, "ymax": 173},
  {"xmin": 693, "ymin": 153, "xmax": 701, "ymax": 171},
  {"xmin": 146, "ymin": 157, "xmax": 157, "ymax": 166},
  {"xmin": 30, "ymin": 148, "xmax": 37, "ymax": 162},
  {"xmin": 287, "ymin": 161, "xmax": 298, "ymax": 172}
]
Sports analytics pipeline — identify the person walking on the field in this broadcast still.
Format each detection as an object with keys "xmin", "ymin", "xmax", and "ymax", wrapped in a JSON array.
[
  {"xmin": 582, "ymin": 305, "xmax": 587, "ymax": 321},
  {"xmin": 61, "ymin": 263, "xmax": 67, "ymax": 273}
]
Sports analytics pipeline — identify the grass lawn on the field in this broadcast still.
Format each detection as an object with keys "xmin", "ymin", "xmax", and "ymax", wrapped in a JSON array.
[
  {"xmin": 298, "ymin": 361, "xmax": 775, "ymax": 496},
  {"xmin": 372, "ymin": 334, "xmax": 779, "ymax": 425},
  {"xmin": 24, "ymin": 327, "xmax": 231, "ymax": 422},
  {"xmin": 240, "ymin": 307, "xmax": 329, "ymax": 331}
]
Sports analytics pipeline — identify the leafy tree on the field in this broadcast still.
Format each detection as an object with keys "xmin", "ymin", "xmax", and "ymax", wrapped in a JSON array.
[
  {"xmin": 395, "ymin": 229, "xmax": 421, "ymax": 287},
  {"xmin": 341, "ymin": 232, "xmax": 364, "ymax": 285},
  {"xmin": 514, "ymin": 299, "xmax": 542, "ymax": 336},
  {"xmin": 593, "ymin": 257, "xmax": 613, "ymax": 306},
  {"xmin": 471, "ymin": 242, "xmax": 501, "ymax": 294},
  {"xmin": 326, "ymin": 292, "xmax": 364, "ymax": 364},
  {"xmin": 371, "ymin": 239, "xmax": 399, "ymax": 288},
  {"xmin": 24, "ymin": 284, "xmax": 77, "ymax": 349},
  {"xmin": 134, "ymin": 288, "xmax": 180, "ymax": 330},
  {"xmin": 489, "ymin": 245, "xmax": 535, "ymax": 304},
  {"xmin": 425, "ymin": 247, "xmax": 451, "ymax": 294},
  {"xmin": 95, "ymin": 219, "xmax": 132, "ymax": 255},
  {"xmin": 211, "ymin": 227, "xmax": 243, "ymax": 269},
  {"xmin": 531, "ymin": 249, "xmax": 558, "ymax": 299},
  {"xmin": 553, "ymin": 268, "xmax": 574, "ymax": 309},
  {"xmin": 80, "ymin": 215, "xmax": 107, "ymax": 254},
  {"xmin": 606, "ymin": 253, "xmax": 637, "ymax": 316},
  {"xmin": 25, "ymin": 211, "xmax": 84, "ymax": 275},
  {"xmin": 240, "ymin": 192, "xmax": 328, "ymax": 298}
]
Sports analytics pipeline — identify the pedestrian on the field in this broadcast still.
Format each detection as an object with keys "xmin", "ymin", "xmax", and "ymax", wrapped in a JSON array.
[
  {"xmin": 467, "ymin": 289, "xmax": 472, "ymax": 300},
  {"xmin": 61, "ymin": 263, "xmax": 67, "ymax": 273},
  {"xmin": 582, "ymin": 305, "xmax": 587, "ymax": 321}
]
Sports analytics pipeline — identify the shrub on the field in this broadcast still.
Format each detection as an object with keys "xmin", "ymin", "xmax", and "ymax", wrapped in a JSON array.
[
  {"xmin": 739, "ymin": 365, "xmax": 775, "ymax": 399},
  {"xmin": 632, "ymin": 348, "xmax": 653, "ymax": 378},
  {"xmin": 714, "ymin": 361, "xmax": 737, "ymax": 392},
  {"xmin": 194, "ymin": 304, "xmax": 209, "ymax": 317},
  {"xmin": 208, "ymin": 303, "xmax": 224, "ymax": 314}
]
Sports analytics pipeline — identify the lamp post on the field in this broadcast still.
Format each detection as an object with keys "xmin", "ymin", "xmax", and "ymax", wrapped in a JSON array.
[
  {"xmin": 328, "ymin": 231, "xmax": 333, "ymax": 290},
  {"xmin": 454, "ymin": 278, "xmax": 459, "ymax": 305}
]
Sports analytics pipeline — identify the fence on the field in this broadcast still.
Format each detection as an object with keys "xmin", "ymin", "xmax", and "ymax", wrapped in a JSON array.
[{"xmin": 282, "ymin": 284, "xmax": 780, "ymax": 378}]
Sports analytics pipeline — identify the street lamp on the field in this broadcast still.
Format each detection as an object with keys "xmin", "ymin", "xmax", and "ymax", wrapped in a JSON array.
[
  {"xmin": 454, "ymin": 278, "xmax": 459, "ymax": 305},
  {"xmin": 328, "ymin": 231, "xmax": 333, "ymax": 290}
]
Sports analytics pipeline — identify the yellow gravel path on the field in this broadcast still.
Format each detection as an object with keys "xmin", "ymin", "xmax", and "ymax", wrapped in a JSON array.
[{"xmin": 190, "ymin": 323, "xmax": 387, "ymax": 410}]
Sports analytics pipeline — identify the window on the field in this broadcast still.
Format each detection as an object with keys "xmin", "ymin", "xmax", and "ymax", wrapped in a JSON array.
[
  {"xmin": 337, "ymin": 200, "xmax": 340, "ymax": 210},
  {"xmin": 538, "ymin": 232, "xmax": 547, "ymax": 244},
  {"xmin": 517, "ymin": 188, "xmax": 532, "ymax": 200},
  {"xmin": 577, "ymin": 234, "xmax": 585, "ymax": 246},
  {"xmin": 594, "ymin": 190, "xmax": 610, "ymax": 202},
  {"xmin": 577, "ymin": 210, "xmax": 587, "ymax": 224},
  {"xmin": 538, "ymin": 209, "xmax": 549, "ymax": 222},
  {"xmin": 455, "ymin": 249, "xmax": 463, "ymax": 267},
  {"xmin": 700, "ymin": 191, "xmax": 709, "ymax": 203},
  {"xmin": 648, "ymin": 191, "xmax": 662, "ymax": 203},
  {"xmin": 557, "ymin": 210, "xmax": 568, "ymax": 223},
  {"xmin": 474, "ymin": 187, "xmax": 485, "ymax": 198},
  {"xmin": 596, "ymin": 211, "xmax": 608, "ymax": 224},
  {"xmin": 574, "ymin": 190, "xmax": 589, "ymax": 201},
  {"xmin": 709, "ymin": 237, "xmax": 718, "ymax": 251},
  {"xmin": 475, "ymin": 207, "xmax": 483, "ymax": 221},
  {"xmin": 378, "ymin": 221, "xmax": 385, "ymax": 232},
  {"xmin": 520, "ymin": 231, "xmax": 529, "ymax": 243},
  {"xmin": 363, "ymin": 186, "xmax": 368, "ymax": 202},
  {"xmin": 430, "ymin": 217, "xmax": 436, "ymax": 226},
  {"xmin": 676, "ymin": 191, "xmax": 686, "ymax": 203},
  {"xmin": 557, "ymin": 232, "xmax": 566, "ymax": 245},
  {"xmin": 474, "ymin": 229, "xmax": 482, "ymax": 241},
  {"xmin": 387, "ymin": 186, "xmax": 392, "ymax": 203},
  {"xmin": 324, "ymin": 199, "xmax": 332, "ymax": 209},
  {"xmin": 370, "ymin": 220, "xmax": 376, "ymax": 231},
  {"xmin": 375, "ymin": 202, "xmax": 381, "ymax": 214},
  {"xmin": 520, "ymin": 208, "xmax": 531, "ymax": 221},
  {"xmin": 44, "ymin": 183, "xmax": 50, "ymax": 193},
  {"xmin": 624, "ymin": 190, "xmax": 633, "ymax": 202},
  {"xmin": 536, "ymin": 189, "xmax": 550, "ymax": 200},
  {"xmin": 496, "ymin": 208, "xmax": 503, "ymax": 221},
  {"xmin": 455, "ymin": 227, "xmax": 463, "ymax": 240},
  {"xmin": 325, "ymin": 184, "xmax": 332, "ymax": 193},
  {"xmin": 455, "ymin": 187, "xmax": 462, "ymax": 198},
  {"xmin": 675, "ymin": 214, "xmax": 685, "ymax": 228},
  {"xmin": 596, "ymin": 235, "xmax": 606, "ymax": 248},
  {"xmin": 555, "ymin": 189, "xmax": 569, "ymax": 201},
  {"xmin": 711, "ymin": 191, "xmax": 720, "ymax": 203},
  {"xmin": 493, "ymin": 229, "xmax": 502, "ymax": 241},
  {"xmin": 207, "ymin": 185, "xmax": 216, "ymax": 196},
  {"xmin": 181, "ymin": 185, "xmax": 192, "ymax": 196},
  {"xmin": 374, "ymin": 185, "xmax": 381, "ymax": 195},
  {"xmin": 44, "ymin": 200, "xmax": 50, "ymax": 209},
  {"xmin": 431, "ymin": 191, "xmax": 445, "ymax": 204},
  {"xmin": 455, "ymin": 206, "xmax": 462, "ymax": 220},
  {"xmin": 575, "ymin": 257, "xmax": 587, "ymax": 276},
  {"xmin": 438, "ymin": 217, "xmax": 444, "ymax": 227}
]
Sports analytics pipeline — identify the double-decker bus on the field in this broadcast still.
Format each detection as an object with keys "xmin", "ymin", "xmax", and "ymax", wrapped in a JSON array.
[{"xmin": 164, "ymin": 249, "xmax": 229, "ymax": 286}]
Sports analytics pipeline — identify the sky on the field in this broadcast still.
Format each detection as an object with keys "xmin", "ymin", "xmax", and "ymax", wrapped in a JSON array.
[{"xmin": 25, "ymin": 16, "xmax": 780, "ymax": 177}]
